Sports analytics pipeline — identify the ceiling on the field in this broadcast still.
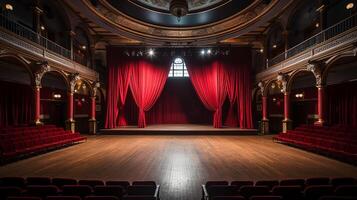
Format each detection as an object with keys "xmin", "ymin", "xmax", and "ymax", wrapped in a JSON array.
[
  {"xmin": 64, "ymin": 0, "xmax": 294, "ymax": 46},
  {"xmin": 108, "ymin": 0, "xmax": 252, "ymax": 27}
]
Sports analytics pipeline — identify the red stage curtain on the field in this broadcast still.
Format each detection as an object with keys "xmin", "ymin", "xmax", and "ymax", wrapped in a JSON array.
[
  {"xmin": 0, "ymin": 81, "xmax": 33, "ymax": 127},
  {"xmin": 327, "ymin": 81, "xmax": 357, "ymax": 127},
  {"xmin": 225, "ymin": 64, "xmax": 238, "ymax": 127},
  {"xmin": 129, "ymin": 60, "xmax": 170, "ymax": 128},
  {"xmin": 105, "ymin": 50, "xmax": 132, "ymax": 128},
  {"xmin": 187, "ymin": 60, "xmax": 227, "ymax": 128},
  {"xmin": 236, "ymin": 64, "xmax": 254, "ymax": 128}
]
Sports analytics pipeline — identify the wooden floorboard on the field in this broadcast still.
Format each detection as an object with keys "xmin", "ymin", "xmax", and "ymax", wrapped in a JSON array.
[{"xmin": 1, "ymin": 135, "xmax": 357, "ymax": 200}]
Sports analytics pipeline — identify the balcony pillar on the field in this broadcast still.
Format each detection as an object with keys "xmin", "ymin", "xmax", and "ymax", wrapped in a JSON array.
[
  {"xmin": 282, "ymin": 92, "xmax": 292, "ymax": 133},
  {"xmin": 34, "ymin": 85, "xmax": 42, "ymax": 126},
  {"xmin": 68, "ymin": 31, "xmax": 76, "ymax": 60},
  {"xmin": 32, "ymin": 1, "xmax": 43, "ymax": 34},
  {"xmin": 261, "ymin": 95, "xmax": 269, "ymax": 135},
  {"xmin": 33, "ymin": 61, "xmax": 50, "ymax": 126},
  {"xmin": 315, "ymin": 85, "xmax": 326, "ymax": 126},
  {"xmin": 66, "ymin": 73, "xmax": 80, "ymax": 133},
  {"xmin": 89, "ymin": 82, "xmax": 100, "ymax": 134}
]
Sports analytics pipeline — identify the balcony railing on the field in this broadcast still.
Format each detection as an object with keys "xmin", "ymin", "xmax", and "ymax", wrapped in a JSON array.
[
  {"xmin": 0, "ymin": 13, "xmax": 71, "ymax": 59},
  {"xmin": 268, "ymin": 14, "xmax": 357, "ymax": 67}
]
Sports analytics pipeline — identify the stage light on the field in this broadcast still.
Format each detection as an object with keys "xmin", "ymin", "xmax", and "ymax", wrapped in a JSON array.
[
  {"xmin": 273, "ymin": 44, "xmax": 277, "ymax": 48},
  {"xmin": 346, "ymin": 2, "xmax": 354, "ymax": 10},
  {"xmin": 5, "ymin": 3, "xmax": 13, "ymax": 11},
  {"xmin": 315, "ymin": 23, "xmax": 320, "ymax": 28},
  {"xmin": 148, "ymin": 49, "xmax": 154, "ymax": 56},
  {"xmin": 259, "ymin": 48, "xmax": 264, "ymax": 53},
  {"xmin": 81, "ymin": 45, "xmax": 87, "ymax": 50},
  {"xmin": 53, "ymin": 93, "xmax": 62, "ymax": 99},
  {"xmin": 207, "ymin": 49, "xmax": 211, "ymax": 54},
  {"xmin": 40, "ymin": 25, "xmax": 45, "ymax": 31},
  {"xmin": 201, "ymin": 50, "xmax": 205, "ymax": 55}
]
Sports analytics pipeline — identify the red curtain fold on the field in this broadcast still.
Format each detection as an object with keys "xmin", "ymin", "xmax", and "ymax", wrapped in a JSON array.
[
  {"xmin": 236, "ymin": 64, "xmax": 253, "ymax": 129},
  {"xmin": 129, "ymin": 60, "xmax": 170, "ymax": 128},
  {"xmin": 225, "ymin": 64, "xmax": 238, "ymax": 127},
  {"xmin": 104, "ymin": 66, "xmax": 119, "ymax": 129},
  {"xmin": 187, "ymin": 60, "xmax": 227, "ymax": 128},
  {"xmin": 116, "ymin": 62, "xmax": 132, "ymax": 126}
]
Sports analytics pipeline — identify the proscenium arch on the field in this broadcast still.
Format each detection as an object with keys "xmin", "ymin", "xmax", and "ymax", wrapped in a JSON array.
[
  {"xmin": 321, "ymin": 52, "xmax": 357, "ymax": 86},
  {"xmin": 74, "ymin": 78, "xmax": 94, "ymax": 96},
  {"xmin": 286, "ymin": 68, "xmax": 316, "ymax": 92},
  {"xmin": 0, "ymin": 53, "xmax": 34, "ymax": 84}
]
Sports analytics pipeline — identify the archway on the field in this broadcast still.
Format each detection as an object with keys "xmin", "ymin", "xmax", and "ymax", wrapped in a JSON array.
[
  {"xmin": 41, "ymin": 71, "xmax": 69, "ymax": 127},
  {"xmin": 0, "ymin": 55, "xmax": 33, "ymax": 127},
  {"xmin": 252, "ymin": 87, "xmax": 262, "ymax": 129},
  {"xmin": 264, "ymin": 79, "xmax": 284, "ymax": 133},
  {"xmin": 287, "ymin": 70, "xmax": 317, "ymax": 128}
]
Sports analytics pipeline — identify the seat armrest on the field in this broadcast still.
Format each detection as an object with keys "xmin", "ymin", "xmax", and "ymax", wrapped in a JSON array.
[
  {"xmin": 154, "ymin": 184, "xmax": 160, "ymax": 199},
  {"xmin": 202, "ymin": 184, "xmax": 209, "ymax": 200}
]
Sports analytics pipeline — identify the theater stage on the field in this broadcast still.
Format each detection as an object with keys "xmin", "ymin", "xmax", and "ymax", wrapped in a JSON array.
[{"xmin": 100, "ymin": 124, "xmax": 258, "ymax": 135}]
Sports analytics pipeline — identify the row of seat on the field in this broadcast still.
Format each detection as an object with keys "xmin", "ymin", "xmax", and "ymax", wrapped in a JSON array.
[
  {"xmin": 0, "ymin": 125, "xmax": 57, "ymax": 134},
  {"xmin": 208, "ymin": 196, "xmax": 357, "ymax": 200},
  {"xmin": 202, "ymin": 178, "xmax": 357, "ymax": 200},
  {"xmin": 5, "ymin": 196, "xmax": 156, "ymax": 200},
  {"xmin": 273, "ymin": 125, "xmax": 357, "ymax": 163},
  {"xmin": 0, "ymin": 125, "xmax": 86, "ymax": 160},
  {"xmin": 0, "ymin": 177, "xmax": 160, "ymax": 200}
]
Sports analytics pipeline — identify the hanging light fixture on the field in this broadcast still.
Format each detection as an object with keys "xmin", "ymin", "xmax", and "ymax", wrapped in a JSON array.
[{"xmin": 169, "ymin": 0, "xmax": 188, "ymax": 22}]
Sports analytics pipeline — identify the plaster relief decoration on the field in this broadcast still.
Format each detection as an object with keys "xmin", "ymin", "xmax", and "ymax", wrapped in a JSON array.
[
  {"xmin": 91, "ymin": 81, "xmax": 101, "ymax": 97},
  {"xmin": 277, "ymin": 72, "xmax": 288, "ymax": 93},
  {"xmin": 258, "ymin": 81, "xmax": 265, "ymax": 95},
  {"xmin": 69, "ymin": 73, "xmax": 80, "ymax": 93},
  {"xmin": 307, "ymin": 60, "xmax": 323, "ymax": 87},
  {"xmin": 34, "ymin": 61, "xmax": 50, "ymax": 87}
]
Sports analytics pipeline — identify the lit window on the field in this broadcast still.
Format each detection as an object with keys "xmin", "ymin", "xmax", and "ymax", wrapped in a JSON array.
[{"xmin": 168, "ymin": 57, "xmax": 189, "ymax": 77}]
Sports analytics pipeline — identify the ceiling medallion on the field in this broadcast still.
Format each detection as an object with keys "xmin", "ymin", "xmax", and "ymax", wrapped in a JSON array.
[{"xmin": 169, "ymin": 0, "xmax": 188, "ymax": 22}]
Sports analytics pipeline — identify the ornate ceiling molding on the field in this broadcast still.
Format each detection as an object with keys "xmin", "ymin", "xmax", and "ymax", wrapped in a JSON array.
[{"xmin": 65, "ymin": 0, "xmax": 293, "ymax": 45}]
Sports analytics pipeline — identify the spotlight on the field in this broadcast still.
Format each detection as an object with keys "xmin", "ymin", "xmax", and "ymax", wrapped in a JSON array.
[
  {"xmin": 207, "ymin": 49, "xmax": 211, "ymax": 54},
  {"xmin": 81, "ymin": 45, "xmax": 86, "ymax": 50},
  {"xmin": 201, "ymin": 50, "xmax": 205, "ymax": 55},
  {"xmin": 259, "ymin": 48, "xmax": 264, "ymax": 53},
  {"xmin": 40, "ymin": 25, "xmax": 45, "ymax": 31},
  {"xmin": 273, "ymin": 44, "xmax": 277, "ymax": 48},
  {"xmin": 148, "ymin": 49, "xmax": 154, "ymax": 56},
  {"xmin": 5, "ymin": 3, "xmax": 13, "ymax": 11},
  {"xmin": 53, "ymin": 93, "xmax": 61, "ymax": 99},
  {"xmin": 346, "ymin": 2, "xmax": 354, "ymax": 10},
  {"xmin": 315, "ymin": 23, "xmax": 320, "ymax": 28}
]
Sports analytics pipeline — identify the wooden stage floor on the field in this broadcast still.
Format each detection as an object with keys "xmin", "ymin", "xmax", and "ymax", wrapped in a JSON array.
[
  {"xmin": 100, "ymin": 124, "xmax": 258, "ymax": 135},
  {"xmin": 1, "ymin": 135, "xmax": 357, "ymax": 200}
]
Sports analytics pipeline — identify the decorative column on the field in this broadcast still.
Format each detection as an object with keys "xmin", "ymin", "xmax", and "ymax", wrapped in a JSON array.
[
  {"xmin": 307, "ymin": 61, "xmax": 325, "ymax": 126},
  {"xmin": 278, "ymin": 73, "xmax": 292, "ymax": 133},
  {"xmin": 66, "ymin": 73, "xmax": 80, "ymax": 133},
  {"xmin": 258, "ymin": 82, "xmax": 269, "ymax": 135},
  {"xmin": 68, "ymin": 30, "xmax": 76, "ymax": 60},
  {"xmin": 32, "ymin": 1, "xmax": 43, "ymax": 34},
  {"xmin": 282, "ymin": 30, "xmax": 289, "ymax": 59},
  {"xmin": 33, "ymin": 62, "xmax": 50, "ymax": 126},
  {"xmin": 89, "ymin": 81, "xmax": 100, "ymax": 134}
]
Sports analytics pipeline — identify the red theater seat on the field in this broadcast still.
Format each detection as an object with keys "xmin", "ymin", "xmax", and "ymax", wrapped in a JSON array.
[
  {"xmin": 0, "ymin": 186, "xmax": 22, "ymax": 199},
  {"xmin": 127, "ymin": 185, "xmax": 157, "ymax": 196},
  {"xmin": 212, "ymin": 196, "xmax": 246, "ymax": 200},
  {"xmin": 0, "ymin": 177, "xmax": 26, "ymax": 188},
  {"xmin": 239, "ymin": 186, "xmax": 271, "ymax": 199},
  {"xmin": 272, "ymin": 186, "xmax": 303, "ymax": 200},
  {"xmin": 306, "ymin": 178, "xmax": 330, "ymax": 186},
  {"xmin": 335, "ymin": 185, "xmax": 357, "ymax": 196},
  {"xmin": 304, "ymin": 185, "xmax": 335, "ymax": 200},
  {"xmin": 26, "ymin": 177, "xmax": 52, "ymax": 185},
  {"xmin": 122, "ymin": 196, "xmax": 157, "ymax": 200},
  {"xmin": 250, "ymin": 196, "xmax": 282, "ymax": 200},
  {"xmin": 106, "ymin": 181, "xmax": 130, "ymax": 190},
  {"xmin": 255, "ymin": 180, "xmax": 279, "ymax": 190},
  {"xmin": 207, "ymin": 185, "xmax": 240, "ymax": 198},
  {"xmin": 84, "ymin": 196, "xmax": 120, "ymax": 200},
  {"xmin": 46, "ymin": 196, "xmax": 81, "ymax": 200},
  {"xmin": 331, "ymin": 178, "xmax": 356, "ymax": 187},
  {"xmin": 279, "ymin": 179, "xmax": 305, "ymax": 187},
  {"xmin": 62, "ymin": 185, "xmax": 93, "ymax": 197},
  {"xmin": 52, "ymin": 178, "xmax": 77, "ymax": 187},
  {"xmin": 7, "ymin": 197, "xmax": 42, "ymax": 200},
  {"xmin": 319, "ymin": 196, "xmax": 357, "ymax": 200},
  {"xmin": 79, "ymin": 180, "xmax": 105, "ymax": 187},
  {"xmin": 206, "ymin": 181, "xmax": 230, "ymax": 188},
  {"xmin": 231, "ymin": 181, "xmax": 254, "ymax": 190},
  {"xmin": 25, "ymin": 185, "xmax": 59, "ymax": 198},
  {"xmin": 94, "ymin": 185, "xmax": 124, "ymax": 197},
  {"xmin": 132, "ymin": 181, "xmax": 156, "ymax": 186}
]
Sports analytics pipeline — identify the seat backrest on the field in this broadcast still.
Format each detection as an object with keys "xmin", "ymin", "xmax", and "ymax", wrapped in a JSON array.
[
  {"xmin": 335, "ymin": 185, "xmax": 357, "ymax": 196},
  {"xmin": 239, "ymin": 186, "xmax": 271, "ymax": 198},
  {"xmin": 106, "ymin": 181, "xmax": 130, "ymax": 189},
  {"xmin": 121, "ymin": 196, "xmax": 156, "ymax": 200},
  {"xmin": 26, "ymin": 185, "xmax": 59, "ymax": 197},
  {"xmin": 304, "ymin": 185, "xmax": 334, "ymax": 200},
  {"xmin": 0, "ymin": 186, "xmax": 22, "ymax": 199},
  {"xmin": 207, "ymin": 185, "xmax": 240, "ymax": 198},
  {"xmin": 231, "ymin": 181, "xmax": 254, "ymax": 190},
  {"xmin": 46, "ymin": 196, "xmax": 82, "ymax": 200},
  {"xmin": 272, "ymin": 186, "xmax": 302, "ymax": 200},
  {"xmin": 331, "ymin": 178, "xmax": 356, "ymax": 187},
  {"xmin": 250, "ymin": 196, "xmax": 282, "ymax": 200},
  {"xmin": 279, "ymin": 179, "xmax": 305, "ymax": 187},
  {"xmin": 127, "ymin": 185, "xmax": 156, "ymax": 196},
  {"xmin": 255, "ymin": 181, "xmax": 279, "ymax": 190},
  {"xmin": 132, "ymin": 181, "xmax": 156, "ymax": 186},
  {"xmin": 52, "ymin": 178, "xmax": 77, "ymax": 187},
  {"xmin": 94, "ymin": 185, "xmax": 124, "ymax": 197},
  {"xmin": 206, "ymin": 181, "xmax": 229, "ymax": 188},
  {"xmin": 0, "ymin": 177, "xmax": 26, "ymax": 188},
  {"xmin": 79, "ymin": 180, "xmax": 105, "ymax": 187},
  {"xmin": 319, "ymin": 196, "xmax": 357, "ymax": 200},
  {"xmin": 62, "ymin": 185, "xmax": 93, "ymax": 197},
  {"xmin": 7, "ymin": 197, "xmax": 42, "ymax": 200},
  {"xmin": 84, "ymin": 196, "xmax": 120, "ymax": 200},
  {"xmin": 212, "ymin": 196, "xmax": 246, "ymax": 200},
  {"xmin": 26, "ymin": 177, "xmax": 52, "ymax": 185},
  {"xmin": 305, "ymin": 178, "xmax": 330, "ymax": 186}
]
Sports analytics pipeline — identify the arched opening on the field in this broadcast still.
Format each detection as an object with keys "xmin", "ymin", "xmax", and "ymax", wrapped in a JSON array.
[
  {"xmin": 0, "ymin": 56, "xmax": 33, "ymax": 127},
  {"xmin": 73, "ymin": 80, "xmax": 91, "ymax": 133},
  {"xmin": 288, "ymin": 71, "xmax": 317, "ymax": 128},
  {"xmin": 168, "ymin": 57, "xmax": 189, "ymax": 77},
  {"xmin": 96, "ymin": 87, "xmax": 105, "ymax": 129},
  {"xmin": 286, "ymin": 0, "xmax": 320, "ymax": 48},
  {"xmin": 252, "ymin": 88, "xmax": 262, "ymax": 129},
  {"xmin": 266, "ymin": 80, "xmax": 284, "ymax": 133},
  {"xmin": 41, "ymin": 71, "xmax": 68, "ymax": 128},
  {"xmin": 325, "ymin": 56, "xmax": 357, "ymax": 127}
]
